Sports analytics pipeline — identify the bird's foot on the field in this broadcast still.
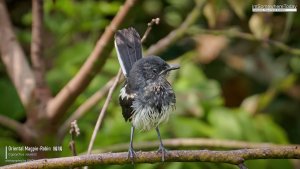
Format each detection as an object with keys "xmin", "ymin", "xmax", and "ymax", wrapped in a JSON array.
[
  {"xmin": 157, "ymin": 145, "xmax": 168, "ymax": 162},
  {"xmin": 128, "ymin": 146, "xmax": 136, "ymax": 164}
]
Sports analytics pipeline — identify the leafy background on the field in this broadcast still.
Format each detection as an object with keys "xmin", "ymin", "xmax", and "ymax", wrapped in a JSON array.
[{"xmin": 1, "ymin": 0, "xmax": 300, "ymax": 168}]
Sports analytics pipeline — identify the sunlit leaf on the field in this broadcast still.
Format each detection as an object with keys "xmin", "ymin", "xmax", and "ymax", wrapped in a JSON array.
[
  {"xmin": 203, "ymin": 0, "xmax": 217, "ymax": 28},
  {"xmin": 249, "ymin": 13, "xmax": 272, "ymax": 39},
  {"xmin": 208, "ymin": 108, "xmax": 243, "ymax": 139}
]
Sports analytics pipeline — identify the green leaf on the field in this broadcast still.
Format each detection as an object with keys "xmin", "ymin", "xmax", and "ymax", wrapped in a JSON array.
[
  {"xmin": 171, "ymin": 116, "xmax": 213, "ymax": 137},
  {"xmin": 290, "ymin": 56, "xmax": 300, "ymax": 73},
  {"xmin": 0, "ymin": 79, "xmax": 24, "ymax": 119},
  {"xmin": 164, "ymin": 7, "xmax": 183, "ymax": 27},
  {"xmin": 255, "ymin": 115, "xmax": 288, "ymax": 143},
  {"xmin": 208, "ymin": 108, "xmax": 243, "ymax": 139}
]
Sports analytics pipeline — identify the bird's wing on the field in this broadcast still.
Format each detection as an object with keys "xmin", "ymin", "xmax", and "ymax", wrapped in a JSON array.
[{"xmin": 114, "ymin": 27, "xmax": 143, "ymax": 77}]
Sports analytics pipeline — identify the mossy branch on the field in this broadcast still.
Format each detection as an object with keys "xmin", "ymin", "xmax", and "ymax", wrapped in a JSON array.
[{"xmin": 3, "ymin": 146, "xmax": 300, "ymax": 169}]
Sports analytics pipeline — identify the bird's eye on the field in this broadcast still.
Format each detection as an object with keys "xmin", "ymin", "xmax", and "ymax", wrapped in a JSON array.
[{"xmin": 152, "ymin": 69, "xmax": 158, "ymax": 73}]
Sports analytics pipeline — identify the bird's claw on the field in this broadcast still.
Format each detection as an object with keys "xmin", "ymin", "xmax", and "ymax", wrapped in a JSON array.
[
  {"xmin": 128, "ymin": 146, "xmax": 136, "ymax": 164},
  {"xmin": 157, "ymin": 145, "xmax": 168, "ymax": 162}
]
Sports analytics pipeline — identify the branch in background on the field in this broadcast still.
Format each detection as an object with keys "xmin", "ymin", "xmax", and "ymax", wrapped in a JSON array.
[
  {"xmin": 0, "ymin": 115, "xmax": 24, "ymax": 137},
  {"xmin": 145, "ymin": 0, "xmax": 206, "ymax": 56},
  {"xmin": 90, "ymin": 138, "xmax": 298, "ymax": 153},
  {"xmin": 188, "ymin": 28, "xmax": 300, "ymax": 56},
  {"xmin": 31, "ymin": 0, "xmax": 51, "ymax": 106},
  {"xmin": 0, "ymin": 115, "xmax": 35, "ymax": 141},
  {"xmin": 57, "ymin": 77, "xmax": 117, "ymax": 140},
  {"xmin": 268, "ymin": 39, "xmax": 300, "ymax": 56},
  {"xmin": 4, "ymin": 146, "xmax": 300, "ymax": 169},
  {"xmin": 86, "ymin": 70, "xmax": 122, "ymax": 156},
  {"xmin": 31, "ymin": 0, "xmax": 44, "ymax": 70},
  {"xmin": 0, "ymin": 0, "xmax": 36, "ymax": 112},
  {"xmin": 47, "ymin": 0, "xmax": 139, "ymax": 121}
]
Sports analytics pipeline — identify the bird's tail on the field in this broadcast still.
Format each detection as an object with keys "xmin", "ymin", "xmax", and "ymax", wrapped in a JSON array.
[{"xmin": 114, "ymin": 27, "xmax": 143, "ymax": 77}]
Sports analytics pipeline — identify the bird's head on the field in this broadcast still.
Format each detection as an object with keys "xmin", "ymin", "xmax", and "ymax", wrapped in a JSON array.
[{"xmin": 129, "ymin": 56, "xmax": 180, "ymax": 81}]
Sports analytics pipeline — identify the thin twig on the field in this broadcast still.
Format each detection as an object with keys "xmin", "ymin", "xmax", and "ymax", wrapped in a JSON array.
[
  {"xmin": 141, "ymin": 18, "xmax": 160, "ymax": 43},
  {"xmin": 69, "ymin": 120, "xmax": 80, "ymax": 156},
  {"xmin": 47, "ymin": 0, "xmax": 139, "ymax": 121},
  {"xmin": 145, "ymin": 0, "xmax": 206, "ymax": 56},
  {"xmin": 3, "ymin": 146, "xmax": 300, "ymax": 169},
  {"xmin": 268, "ymin": 39, "xmax": 300, "ymax": 56},
  {"xmin": 238, "ymin": 163, "xmax": 248, "ymax": 169},
  {"xmin": 69, "ymin": 138, "xmax": 77, "ymax": 157},
  {"xmin": 69, "ymin": 120, "xmax": 80, "ymax": 169},
  {"xmin": 58, "ymin": 77, "xmax": 116, "ymax": 140},
  {"xmin": 89, "ymin": 138, "xmax": 299, "ymax": 153},
  {"xmin": 0, "ymin": 0, "xmax": 36, "ymax": 112},
  {"xmin": 86, "ymin": 70, "xmax": 122, "ymax": 155}
]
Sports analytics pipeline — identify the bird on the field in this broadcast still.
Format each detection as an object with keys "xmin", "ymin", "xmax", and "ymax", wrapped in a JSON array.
[{"xmin": 114, "ymin": 27, "xmax": 179, "ymax": 162}]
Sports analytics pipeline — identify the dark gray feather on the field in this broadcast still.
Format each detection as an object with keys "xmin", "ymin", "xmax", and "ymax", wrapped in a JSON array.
[{"xmin": 115, "ymin": 27, "xmax": 143, "ymax": 77}]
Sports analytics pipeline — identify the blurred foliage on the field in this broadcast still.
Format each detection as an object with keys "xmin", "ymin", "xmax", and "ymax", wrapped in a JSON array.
[{"xmin": 1, "ymin": 0, "xmax": 300, "ymax": 168}]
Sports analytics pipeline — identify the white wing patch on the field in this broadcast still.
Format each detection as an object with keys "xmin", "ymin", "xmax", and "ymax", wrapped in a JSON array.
[{"xmin": 120, "ymin": 85, "xmax": 136, "ymax": 99}]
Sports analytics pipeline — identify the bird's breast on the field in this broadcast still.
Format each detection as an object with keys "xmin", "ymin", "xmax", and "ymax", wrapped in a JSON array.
[{"xmin": 130, "ymin": 81, "xmax": 176, "ymax": 131}]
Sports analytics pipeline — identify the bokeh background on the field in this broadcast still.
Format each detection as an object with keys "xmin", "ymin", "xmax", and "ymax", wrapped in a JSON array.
[{"xmin": 1, "ymin": 0, "xmax": 300, "ymax": 168}]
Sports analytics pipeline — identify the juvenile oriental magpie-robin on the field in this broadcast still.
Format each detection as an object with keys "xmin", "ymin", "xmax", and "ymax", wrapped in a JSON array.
[{"xmin": 114, "ymin": 27, "xmax": 179, "ymax": 162}]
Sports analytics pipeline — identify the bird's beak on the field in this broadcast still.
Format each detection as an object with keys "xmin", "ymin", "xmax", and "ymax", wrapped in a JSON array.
[
  {"xmin": 167, "ymin": 64, "xmax": 180, "ymax": 71},
  {"xmin": 160, "ymin": 64, "xmax": 180, "ymax": 75}
]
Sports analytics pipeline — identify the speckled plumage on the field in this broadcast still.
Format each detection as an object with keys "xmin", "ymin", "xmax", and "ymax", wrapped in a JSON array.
[{"xmin": 119, "ymin": 56, "xmax": 176, "ymax": 131}]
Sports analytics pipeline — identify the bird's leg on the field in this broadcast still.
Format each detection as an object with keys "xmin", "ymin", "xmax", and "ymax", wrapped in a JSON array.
[
  {"xmin": 155, "ymin": 127, "xmax": 167, "ymax": 162},
  {"xmin": 128, "ymin": 126, "xmax": 136, "ymax": 164}
]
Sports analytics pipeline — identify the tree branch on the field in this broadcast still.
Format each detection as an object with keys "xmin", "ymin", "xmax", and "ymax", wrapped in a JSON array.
[
  {"xmin": 145, "ymin": 0, "xmax": 205, "ymax": 56},
  {"xmin": 90, "ymin": 138, "xmax": 297, "ymax": 153},
  {"xmin": 31, "ymin": 0, "xmax": 51, "ymax": 105},
  {"xmin": 0, "ymin": 0, "xmax": 36, "ymax": 112},
  {"xmin": 0, "ymin": 115, "xmax": 24, "ymax": 135},
  {"xmin": 3, "ymin": 147, "xmax": 300, "ymax": 169},
  {"xmin": 31, "ymin": 0, "xmax": 45, "ymax": 80},
  {"xmin": 188, "ymin": 28, "xmax": 300, "ymax": 56},
  {"xmin": 0, "ymin": 115, "xmax": 35, "ymax": 141},
  {"xmin": 47, "ymin": 0, "xmax": 139, "ymax": 121}
]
